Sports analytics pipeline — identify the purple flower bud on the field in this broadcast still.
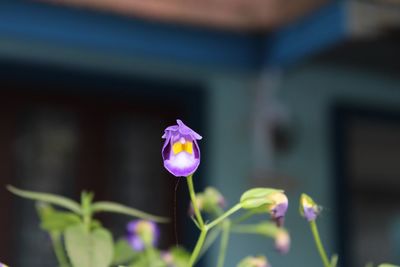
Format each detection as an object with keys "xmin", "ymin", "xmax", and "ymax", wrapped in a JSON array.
[
  {"xmin": 268, "ymin": 192, "xmax": 288, "ymax": 226},
  {"xmin": 300, "ymin": 194, "xmax": 320, "ymax": 222},
  {"xmin": 275, "ymin": 230, "xmax": 290, "ymax": 254},
  {"xmin": 162, "ymin": 120, "xmax": 202, "ymax": 177},
  {"xmin": 126, "ymin": 220, "xmax": 159, "ymax": 251}
]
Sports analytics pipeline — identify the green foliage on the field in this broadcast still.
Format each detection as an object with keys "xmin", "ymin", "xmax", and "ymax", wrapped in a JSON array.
[
  {"xmin": 91, "ymin": 201, "xmax": 169, "ymax": 223},
  {"xmin": 378, "ymin": 264, "xmax": 400, "ymax": 267},
  {"xmin": 7, "ymin": 185, "xmax": 81, "ymax": 214},
  {"xmin": 112, "ymin": 239, "xmax": 137, "ymax": 265},
  {"xmin": 37, "ymin": 203, "xmax": 81, "ymax": 232},
  {"xmin": 168, "ymin": 247, "xmax": 191, "ymax": 267},
  {"xmin": 65, "ymin": 224, "xmax": 114, "ymax": 267}
]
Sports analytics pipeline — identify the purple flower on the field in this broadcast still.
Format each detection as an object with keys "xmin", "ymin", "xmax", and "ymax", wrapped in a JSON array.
[
  {"xmin": 0, "ymin": 263, "xmax": 9, "ymax": 267},
  {"xmin": 162, "ymin": 120, "xmax": 202, "ymax": 177},
  {"xmin": 126, "ymin": 220, "xmax": 159, "ymax": 251},
  {"xmin": 300, "ymin": 194, "xmax": 320, "ymax": 222}
]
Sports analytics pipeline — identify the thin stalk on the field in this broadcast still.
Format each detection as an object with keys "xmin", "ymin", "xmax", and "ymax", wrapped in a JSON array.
[
  {"xmin": 50, "ymin": 232, "xmax": 69, "ymax": 267},
  {"xmin": 231, "ymin": 223, "xmax": 278, "ymax": 238},
  {"xmin": 310, "ymin": 220, "xmax": 330, "ymax": 267},
  {"xmin": 198, "ymin": 226, "xmax": 222, "ymax": 259},
  {"xmin": 187, "ymin": 175, "xmax": 204, "ymax": 228},
  {"xmin": 81, "ymin": 192, "xmax": 93, "ymax": 232},
  {"xmin": 232, "ymin": 210, "xmax": 257, "ymax": 225},
  {"xmin": 144, "ymin": 247, "xmax": 156, "ymax": 266},
  {"xmin": 189, "ymin": 228, "xmax": 208, "ymax": 267},
  {"xmin": 216, "ymin": 221, "xmax": 230, "ymax": 267},
  {"xmin": 206, "ymin": 204, "xmax": 242, "ymax": 230}
]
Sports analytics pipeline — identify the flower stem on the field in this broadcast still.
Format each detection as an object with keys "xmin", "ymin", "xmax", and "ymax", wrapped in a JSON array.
[
  {"xmin": 206, "ymin": 203, "xmax": 242, "ymax": 230},
  {"xmin": 50, "ymin": 232, "xmax": 69, "ymax": 267},
  {"xmin": 310, "ymin": 220, "xmax": 330, "ymax": 267},
  {"xmin": 216, "ymin": 220, "xmax": 230, "ymax": 267},
  {"xmin": 187, "ymin": 174, "xmax": 208, "ymax": 267},
  {"xmin": 198, "ymin": 226, "xmax": 222, "ymax": 259},
  {"xmin": 189, "ymin": 228, "xmax": 208, "ymax": 267},
  {"xmin": 187, "ymin": 175, "xmax": 205, "ymax": 228}
]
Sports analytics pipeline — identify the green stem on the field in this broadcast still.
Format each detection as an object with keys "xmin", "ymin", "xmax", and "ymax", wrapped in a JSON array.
[
  {"xmin": 206, "ymin": 204, "xmax": 242, "ymax": 230},
  {"xmin": 144, "ymin": 247, "xmax": 156, "ymax": 266},
  {"xmin": 310, "ymin": 220, "xmax": 330, "ymax": 267},
  {"xmin": 187, "ymin": 175, "xmax": 205, "ymax": 228},
  {"xmin": 81, "ymin": 192, "xmax": 93, "ymax": 232},
  {"xmin": 232, "ymin": 210, "xmax": 257, "ymax": 225},
  {"xmin": 50, "ymin": 232, "xmax": 69, "ymax": 267},
  {"xmin": 231, "ymin": 223, "xmax": 278, "ymax": 238},
  {"xmin": 216, "ymin": 221, "xmax": 230, "ymax": 267},
  {"xmin": 189, "ymin": 228, "xmax": 208, "ymax": 267},
  {"xmin": 198, "ymin": 226, "xmax": 222, "ymax": 259}
]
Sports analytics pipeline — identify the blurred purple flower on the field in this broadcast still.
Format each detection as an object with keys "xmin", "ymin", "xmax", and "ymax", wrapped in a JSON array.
[
  {"xmin": 0, "ymin": 263, "xmax": 9, "ymax": 267},
  {"xmin": 275, "ymin": 230, "xmax": 290, "ymax": 254},
  {"xmin": 126, "ymin": 220, "xmax": 159, "ymax": 251},
  {"xmin": 162, "ymin": 119, "xmax": 202, "ymax": 177}
]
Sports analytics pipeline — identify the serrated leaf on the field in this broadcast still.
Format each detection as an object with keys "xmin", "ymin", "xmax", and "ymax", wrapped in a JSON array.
[
  {"xmin": 8, "ymin": 185, "xmax": 81, "ymax": 214},
  {"xmin": 65, "ymin": 224, "xmax": 114, "ymax": 267},
  {"xmin": 92, "ymin": 201, "xmax": 169, "ymax": 223}
]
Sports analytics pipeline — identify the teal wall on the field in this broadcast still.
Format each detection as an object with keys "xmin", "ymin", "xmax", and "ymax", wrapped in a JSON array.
[
  {"xmin": 274, "ymin": 62, "xmax": 400, "ymax": 267},
  {"xmin": 205, "ymin": 61, "xmax": 400, "ymax": 267}
]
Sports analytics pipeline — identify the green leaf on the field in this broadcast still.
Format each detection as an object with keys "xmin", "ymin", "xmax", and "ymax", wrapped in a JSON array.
[
  {"xmin": 112, "ymin": 239, "xmax": 136, "ymax": 265},
  {"xmin": 65, "ymin": 224, "xmax": 114, "ymax": 267},
  {"xmin": 240, "ymin": 188, "xmax": 281, "ymax": 209},
  {"xmin": 91, "ymin": 201, "xmax": 169, "ymax": 223},
  {"xmin": 378, "ymin": 264, "xmax": 400, "ymax": 267},
  {"xmin": 37, "ymin": 203, "xmax": 81, "ymax": 232},
  {"xmin": 129, "ymin": 249, "xmax": 165, "ymax": 267},
  {"xmin": 8, "ymin": 185, "xmax": 81, "ymax": 214},
  {"xmin": 169, "ymin": 247, "xmax": 190, "ymax": 267}
]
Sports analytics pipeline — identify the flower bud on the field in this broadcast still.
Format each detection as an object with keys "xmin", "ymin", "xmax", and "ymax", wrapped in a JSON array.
[
  {"xmin": 275, "ymin": 229, "xmax": 290, "ymax": 254},
  {"xmin": 240, "ymin": 189, "xmax": 288, "ymax": 226},
  {"xmin": 267, "ymin": 192, "xmax": 288, "ymax": 226},
  {"xmin": 240, "ymin": 188, "xmax": 282, "ymax": 209},
  {"xmin": 237, "ymin": 256, "xmax": 270, "ymax": 267},
  {"xmin": 189, "ymin": 187, "xmax": 226, "ymax": 216},
  {"xmin": 126, "ymin": 220, "xmax": 159, "ymax": 251},
  {"xmin": 300, "ymin": 193, "xmax": 320, "ymax": 221},
  {"xmin": 161, "ymin": 252, "xmax": 175, "ymax": 266}
]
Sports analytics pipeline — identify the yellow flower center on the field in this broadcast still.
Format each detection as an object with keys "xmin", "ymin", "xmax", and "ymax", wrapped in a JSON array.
[{"xmin": 172, "ymin": 139, "xmax": 193, "ymax": 155}]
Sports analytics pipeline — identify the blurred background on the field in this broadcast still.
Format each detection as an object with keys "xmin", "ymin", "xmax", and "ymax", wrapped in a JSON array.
[{"xmin": 0, "ymin": 0, "xmax": 400, "ymax": 266}]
